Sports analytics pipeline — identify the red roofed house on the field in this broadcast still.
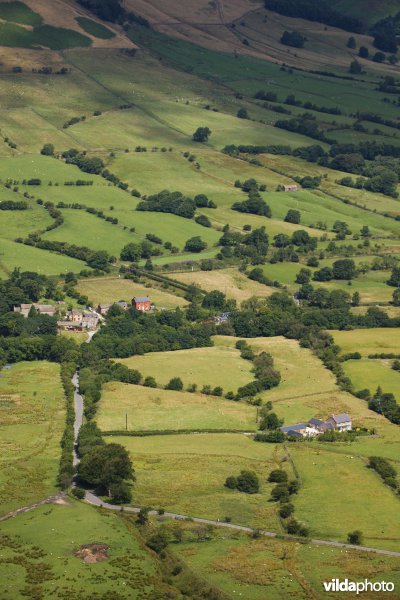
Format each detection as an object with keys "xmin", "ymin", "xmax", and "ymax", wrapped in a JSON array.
[{"xmin": 132, "ymin": 296, "xmax": 151, "ymax": 312}]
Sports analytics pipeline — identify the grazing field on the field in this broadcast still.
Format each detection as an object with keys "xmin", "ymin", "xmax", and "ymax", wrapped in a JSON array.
[
  {"xmin": 98, "ymin": 382, "xmax": 258, "ymax": 432},
  {"xmin": 175, "ymin": 530, "xmax": 400, "ymax": 599},
  {"xmin": 0, "ymin": 237, "xmax": 85, "ymax": 277},
  {"xmin": 0, "ymin": 1, "xmax": 42, "ymax": 25},
  {"xmin": 75, "ymin": 17, "xmax": 115, "ymax": 39},
  {"xmin": 0, "ymin": 362, "xmax": 65, "ymax": 515},
  {"xmin": 110, "ymin": 433, "xmax": 285, "ymax": 529},
  {"xmin": 173, "ymin": 268, "xmax": 275, "ymax": 303},
  {"xmin": 76, "ymin": 276, "xmax": 187, "ymax": 310},
  {"xmin": 118, "ymin": 343, "xmax": 254, "ymax": 392},
  {"xmin": 343, "ymin": 359, "xmax": 400, "ymax": 401},
  {"xmin": 0, "ymin": 22, "xmax": 92, "ymax": 50},
  {"xmin": 0, "ymin": 500, "xmax": 162, "ymax": 599},
  {"xmin": 332, "ymin": 328, "xmax": 400, "ymax": 357},
  {"xmin": 291, "ymin": 445, "xmax": 400, "ymax": 551}
]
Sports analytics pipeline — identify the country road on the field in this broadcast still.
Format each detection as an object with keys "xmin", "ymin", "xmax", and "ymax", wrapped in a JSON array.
[{"xmin": 2, "ymin": 368, "xmax": 399, "ymax": 561}]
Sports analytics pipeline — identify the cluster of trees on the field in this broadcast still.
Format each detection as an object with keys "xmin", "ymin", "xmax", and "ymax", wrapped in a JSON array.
[
  {"xmin": 269, "ymin": 471, "xmax": 307, "ymax": 535},
  {"xmin": 235, "ymin": 340, "xmax": 281, "ymax": 398},
  {"xmin": 120, "ymin": 240, "xmax": 164, "ymax": 262},
  {"xmin": 387, "ymin": 266, "xmax": 400, "ymax": 287},
  {"xmin": 368, "ymin": 386, "xmax": 400, "ymax": 425},
  {"xmin": 218, "ymin": 225, "xmax": 270, "ymax": 264},
  {"xmin": 137, "ymin": 190, "xmax": 197, "ymax": 219},
  {"xmin": 61, "ymin": 148, "xmax": 104, "ymax": 174},
  {"xmin": 264, "ymin": 0, "xmax": 363, "ymax": 32},
  {"xmin": 313, "ymin": 259, "xmax": 357, "ymax": 281},
  {"xmin": 368, "ymin": 455, "xmax": 398, "ymax": 491},
  {"xmin": 87, "ymin": 304, "xmax": 213, "ymax": 359},
  {"xmin": 0, "ymin": 200, "xmax": 27, "ymax": 210},
  {"xmin": 272, "ymin": 229, "xmax": 318, "ymax": 256},
  {"xmin": 275, "ymin": 113, "xmax": 336, "ymax": 144},
  {"xmin": 232, "ymin": 184, "xmax": 271, "ymax": 217},
  {"xmin": 280, "ymin": 31, "xmax": 306, "ymax": 48},
  {"xmin": 77, "ymin": 0, "xmax": 123, "ymax": 22},
  {"xmin": 193, "ymin": 127, "xmax": 211, "ymax": 143},
  {"xmin": 77, "ymin": 422, "xmax": 134, "ymax": 503},
  {"xmin": 225, "ymin": 470, "xmax": 260, "ymax": 494}
]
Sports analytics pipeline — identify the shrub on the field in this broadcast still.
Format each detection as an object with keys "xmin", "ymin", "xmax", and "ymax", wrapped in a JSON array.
[
  {"xmin": 268, "ymin": 469, "xmax": 288, "ymax": 483},
  {"xmin": 165, "ymin": 377, "xmax": 183, "ymax": 391}
]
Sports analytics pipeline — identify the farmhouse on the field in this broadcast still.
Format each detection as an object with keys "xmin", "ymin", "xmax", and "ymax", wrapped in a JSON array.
[
  {"xmin": 97, "ymin": 303, "xmax": 112, "ymax": 315},
  {"xmin": 327, "ymin": 413, "xmax": 352, "ymax": 432},
  {"xmin": 57, "ymin": 310, "xmax": 99, "ymax": 332},
  {"xmin": 280, "ymin": 414, "xmax": 352, "ymax": 438},
  {"xmin": 14, "ymin": 303, "xmax": 57, "ymax": 318},
  {"xmin": 132, "ymin": 296, "xmax": 152, "ymax": 312},
  {"xmin": 283, "ymin": 184, "xmax": 298, "ymax": 192}
]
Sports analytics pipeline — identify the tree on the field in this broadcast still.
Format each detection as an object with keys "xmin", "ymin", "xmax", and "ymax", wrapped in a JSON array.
[
  {"xmin": 373, "ymin": 51, "xmax": 386, "ymax": 63},
  {"xmin": 352, "ymin": 291, "xmax": 360, "ymax": 307},
  {"xmin": 271, "ymin": 484, "xmax": 289, "ymax": 502},
  {"xmin": 347, "ymin": 36, "xmax": 356, "ymax": 49},
  {"xmin": 225, "ymin": 475, "xmax": 238, "ymax": 489},
  {"xmin": 392, "ymin": 288, "xmax": 400, "ymax": 306},
  {"xmin": 78, "ymin": 443, "xmax": 134, "ymax": 493},
  {"xmin": 279, "ymin": 502, "xmax": 294, "ymax": 518},
  {"xmin": 236, "ymin": 470, "xmax": 260, "ymax": 494},
  {"xmin": 284, "ymin": 209, "xmax": 301, "ymax": 224},
  {"xmin": 347, "ymin": 530, "xmax": 363, "ymax": 545},
  {"xmin": 332, "ymin": 259, "xmax": 356, "ymax": 280},
  {"xmin": 143, "ymin": 376, "xmax": 157, "ymax": 387},
  {"xmin": 387, "ymin": 266, "xmax": 400, "ymax": 287},
  {"xmin": 165, "ymin": 377, "xmax": 183, "ymax": 391},
  {"xmin": 358, "ymin": 46, "xmax": 369, "ymax": 58},
  {"xmin": 193, "ymin": 127, "xmax": 211, "ymax": 142},
  {"xmin": 110, "ymin": 481, "xmax": 131, "ymax": 503},
  {"xmin": 295, "ymin": 268, "xmax": 311, "ymax": 284},
  {"xmin": 184, "ymin": 236, "xmax": 207, "ymax": 253},
  {"xmin": 268, "ymin": 469, "xmax": 288, "ymax": 483},
  {"xmin": 281, "ymin": 30, "xmax": 306, "ymax": 48},
  {"xmin": 40, "ymin": 143, "xmax": 54, "ymax": 156},
  {"xmin": 349, "ymin": 60, "xmax": 362, "ymax": 74},
  {"xmin": 237, "ymin": 108, "xmax": 249, "ymax": 119},
  {"xmin": 77, "ymin": 0, "xmax": 123, "ymax": 22},
  {"xmin": 120, "ymin": 243, "xmax": 142, "ymax": 262},
  {"xmin": 260, "ymin": 411, "xmax": 283, "ymax": 430}
]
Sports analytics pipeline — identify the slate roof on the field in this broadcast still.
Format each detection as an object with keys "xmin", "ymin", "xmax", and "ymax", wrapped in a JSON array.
[
  {"xmin": 280, "ymin": 423, "xmax": 306, "ymax": 433},
  {"xmin": 331, "ymin": 413, "xmax": 351, "ymax": 424},
  {"xmin": 133, "ymin": 297, "xmax": 150, "ymax": 303}
]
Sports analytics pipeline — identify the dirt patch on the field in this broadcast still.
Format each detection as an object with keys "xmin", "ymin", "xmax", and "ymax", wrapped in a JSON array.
[{"xmin": 74, "ymin": 543, "xmax": 109, "ymax": 563}]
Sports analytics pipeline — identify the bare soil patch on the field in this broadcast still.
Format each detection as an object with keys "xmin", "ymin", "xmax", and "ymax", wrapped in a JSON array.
[{"xmin": 75, "ymin": 543, "xmax": 109, "ymax": 563}]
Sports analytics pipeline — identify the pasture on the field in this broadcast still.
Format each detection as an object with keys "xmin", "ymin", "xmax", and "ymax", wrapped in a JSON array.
[
  {"xmin": 175, "ymin": 530, "xmax": 400, "ymax": 599},
  {"xmin": 0, "ymin": 362, "xmax": 65, "ymax": 514},
  {"xmin": 0, "ymin": 1, "xmax": 41, "ymax": 25},
  {"xmin": 343, "ymin": 359, "xmax": 399, "ymax": 401},
  {"xmin": 291, "ymin": 445, "xmax": 400, "ymax": 551},
  {"xmin": 173, "ymin": 268, "xmax": 275, "ymax": 303},
  {"xmin": 0, "ymin": 500, "xmax": 161, "ymax": 599},
  {"xmin": 75, "ymin": 17, "xmax": 115, "ymax": 39},
  {"xmin": 98, "ymin": 382, "xmax": 258, "ymax": 432},
  {"xmin": 0, "ymin": 237, "xmax": 85, "ymax": 277},
  {"xmin": 76, "ymin": 276, "xmax": 187, "ymax": 310},
  {"xmin": 118, "ymin": 343, "xmax": 254, "ymax": 392},
  {"xmin": 110, "ymin": 433, "xmax": 285, "ymax": 529},
  {"xmin": 332, "ymin": 328, "xmax": 400, "ymax": 357}
]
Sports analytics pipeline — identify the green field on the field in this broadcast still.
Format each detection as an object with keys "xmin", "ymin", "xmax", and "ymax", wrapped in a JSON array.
[
  {"xmin": 343, "ymin": 359, "xmax": 400, "ymax": 401},
  {"xmin": 75, "ymin": 17, "xmax": 115, "ymax": 39},
  {"xmin": 0, "ymin": 237, "xmax": 85, "ymax": 277},
  {"xmin": 0, "ymin": 1, "xmax": 42, "ymax": 25},
  {"xmin": 119, "ymin": 342, "xmax": 254, "ymax": 392},
  {"xmin": 98, "ymin": 382, "xmax": 258, "ymax": 431},
  {"xmin": 292, "ymin": 445, "xmax": 400, "ymax": 551},
  {"xmin": 175, "ymin": 529, "xmax": 400, "ymax": 599},
  {"xmin": 110, "ymin": 433, "xmax": 286, "ymax": 529},
  {"xmin": 76, "ymin": 276, "xmax": 187, "ymax": 310},
  {"xmin": 0, "ymin": 500, "xmax": 162, "ymax": 599},
  {"xmin": 0, "ymin": 362, "xmax": 65, "ymax": 514},
  {"xmin": 332, "ymin": 328, "xmax": 400, "ymax": 357},
  {"xmin": 0, "ymin": 23, "xmax": 92, "ymax": 50}
]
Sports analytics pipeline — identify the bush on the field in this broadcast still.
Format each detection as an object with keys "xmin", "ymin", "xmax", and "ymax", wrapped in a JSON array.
[
  {"xmin": 144, "ymin": 376, "xmax": 157, "ymax": 388},
  {"xmin": 225, "ymin": 475, "xmax": 238, "ymax": 489},
  {"xmin": 236, "ymin": 470, "xmax": 260, "ymax": 494},
  {"xmin": 72, "ymin": 487, "xmax": 85, "ymax": 499},
  {"xmin": 279, "ymin": 502, "xmax": 294, "ymax": 518},
  {"xmin": 347, "ymin": 530, "xmax": 363, "ymax": 545},
  {"xmin": 184, "ymin": 236, "xmax": 207, "ymax": 253},
  {"xmin": 165, "ymin": 377, "xmax": 183, "ymax": 391},
  {"xmin": 268, "ymin": 469, "xmax": 288, "ymax": 483}
]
